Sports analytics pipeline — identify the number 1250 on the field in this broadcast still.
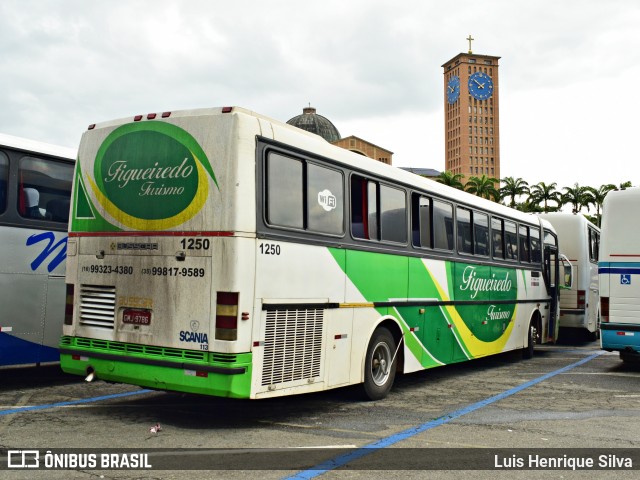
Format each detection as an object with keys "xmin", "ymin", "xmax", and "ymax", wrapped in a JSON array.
[{"xmin": 259, "ymin": 243, "xmax": 281, "ymax": 255}]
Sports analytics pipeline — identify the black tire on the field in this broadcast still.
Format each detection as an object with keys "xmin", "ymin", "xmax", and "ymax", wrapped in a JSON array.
[
  {"xmin": 522, "ymin": 320, "xmax": 536, "ymax": 359},
  {"xmin": 594, "ymin": 314, "xmax": 601, "ymax": 341},
  {"xmin": 620, "ymin": 351, "xmax": 640, "ymax": 364},
  {"xmin": 362, "ymin": 328, "xmax": 397, "ymax": 401}
]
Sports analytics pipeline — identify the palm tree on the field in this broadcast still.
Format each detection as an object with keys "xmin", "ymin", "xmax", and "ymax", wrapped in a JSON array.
[
  {"xmin": 500, "ymin": 177, "xmax": 529, "ymax": 208},
  {"xmin": 588, "ymin": 184, "xmax": 616, "ymax": 226},
  {"xmin": 464, "ymin": 175, "xmax": 500, "ymax": 201},
  {"xmin": 529, "ymin": 182, "xmax": 561, "ymax": 212},
  {"xmin": 619, "ymin": 181, "xmax": 633, "ymax": 189},
  {"xmin": 562, "ymin": 183, "xmax": 594, "ymax": 214},
  {"xmin": 435, "ymin": 171, "xmax": 464, "ymax": 190},
  {"xmin": 515, "ymin": 200, "xmax": 544, "ymax": 213}
]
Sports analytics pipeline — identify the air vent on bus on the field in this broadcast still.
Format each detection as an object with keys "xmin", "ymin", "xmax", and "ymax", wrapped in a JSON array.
[
  {"xmin": 261, "ymin": 308, "xmax": 323, "ymax": 386},
  {"xmin": 79, "ymin": 284, "xmax": 116, "ymax": 329}
]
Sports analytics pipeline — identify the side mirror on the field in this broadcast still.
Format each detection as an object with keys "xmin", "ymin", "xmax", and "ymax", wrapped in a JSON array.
[{"xmin": 560, "ymin": 254, "xmax": 573, "ymax": 289}]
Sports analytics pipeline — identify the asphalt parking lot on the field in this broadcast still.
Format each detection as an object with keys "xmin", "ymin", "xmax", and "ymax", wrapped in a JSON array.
[{"xmin": 1, "ymin": 332, "xmax": 639, "ymax": 479}]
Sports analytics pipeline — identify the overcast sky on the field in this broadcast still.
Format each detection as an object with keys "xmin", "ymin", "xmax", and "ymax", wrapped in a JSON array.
[{"xmin": 1, "ymin": 0, "xmax": 638, "ymax": 189}]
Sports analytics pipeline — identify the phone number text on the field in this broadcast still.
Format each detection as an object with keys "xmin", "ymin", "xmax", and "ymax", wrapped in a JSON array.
[
  {"xmin": 82, "ymin": 265, "xmax": 134, "ymax": 275},
  {"xmin": 142, "ymin": 267, "xmax": 206, "ymax": 277}
]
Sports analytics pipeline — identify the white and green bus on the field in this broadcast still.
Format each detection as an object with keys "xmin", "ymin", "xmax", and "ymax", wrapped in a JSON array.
[{"xmin": 60, "ymin": 106, "xmax": 569, "ymax": 400}]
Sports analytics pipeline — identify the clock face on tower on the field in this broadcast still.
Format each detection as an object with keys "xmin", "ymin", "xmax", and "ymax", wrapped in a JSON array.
[
  {"xmin": 447, "ymin": 75, "xmax": 460, "ymax": 104},
  {"xmin": 468, "ymin": 71, "xmax": 494, "ymax": 100}
]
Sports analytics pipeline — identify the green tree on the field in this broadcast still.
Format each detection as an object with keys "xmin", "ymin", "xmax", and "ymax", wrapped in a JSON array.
[
  {"xmin": 529, "ymin": 182, "xmax": 562, "ymax": 212},
  {"xmin": 562, "ymin": 183, "xmax": 594, "ymax": 214},
  {"xmin": 435, "ymin": 171, "xmax": 464, "ymax": 190},
  {"xmin": 500, "ymin": 177, "xmax": 529, "ymax": 207},
  {"xmin": 588, "ymin": 184, "xmax": 616, "ymax": 226},
  {"xmin": 515, "ymin": 199, "xmax": 544, "ymax": 213},
  {"xmin": 465, "ymin": 175, "xmax": 500, "ymax": 201}
]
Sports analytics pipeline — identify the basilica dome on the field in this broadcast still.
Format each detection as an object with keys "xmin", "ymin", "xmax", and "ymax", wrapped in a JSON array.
[{"xmin": 286, "ymin": 106, "xmax": 341, "ymax": 143}]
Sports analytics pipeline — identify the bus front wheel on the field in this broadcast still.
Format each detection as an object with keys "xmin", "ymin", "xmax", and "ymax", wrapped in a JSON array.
[
  {"xmin": 523, "ymin": 320, "xmax": 536, "ymax": 359},
  {"xmin": 362, "ymin": 327, "xmax": 397, "ymax": 401}
]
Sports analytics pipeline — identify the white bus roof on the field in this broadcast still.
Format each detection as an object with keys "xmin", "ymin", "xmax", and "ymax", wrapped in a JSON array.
[
  {"xmin": 538, "ymin": 212, "xmax": 599, "ymax": 230},
  {"xmin": 84, "ymin": 105, "xmax": 546, "ymax": 228},
  {"xmin": 0, "ymin": 132, "xmax": 77, "ymax": 160}
]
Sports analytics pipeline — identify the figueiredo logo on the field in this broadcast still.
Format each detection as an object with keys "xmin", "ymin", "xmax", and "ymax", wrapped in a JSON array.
[{"xmin": 89, "ymin": 122, "xmax": 217, "ymax": 230}]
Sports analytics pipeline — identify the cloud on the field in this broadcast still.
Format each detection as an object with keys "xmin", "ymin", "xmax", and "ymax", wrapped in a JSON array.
[{"xmin": 0, "ymin": 0, "xmax": 639, "ymax": 189}]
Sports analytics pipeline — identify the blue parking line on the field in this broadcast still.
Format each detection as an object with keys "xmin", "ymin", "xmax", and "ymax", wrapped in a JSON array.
[
  {"xmin": 0, "ymin": 389, "xmax": 152, "ymax": 416},
  {"xmin": 284, "ymin": 351, "xmax": 605, "ymax": 479}
]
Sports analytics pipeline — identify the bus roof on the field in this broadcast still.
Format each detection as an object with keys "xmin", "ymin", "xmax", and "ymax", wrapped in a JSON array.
[
  {"xmin": 601, "ymin": 188, "xmax": 640, "ymax": 239},
  {"xmin": 0, "ymin": 132, "xmax": 77, "ymax": 160},
  {"xmin": 84, "ymin": 106, "xmax": 545, "ymax": 229},
  {"xmin": 538, "ymin": 212, "xmax": 599, "ymax": 231}
]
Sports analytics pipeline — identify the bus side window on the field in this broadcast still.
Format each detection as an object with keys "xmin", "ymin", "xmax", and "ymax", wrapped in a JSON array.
[
  {"xmin": 504, "ymin": 220, "xmax": 518, "ymax": 260},
  {"xmin": 433, "ymin": 199, "xmax": 453, "ymax": 251},
  {"xmin": 17, "ymin": 155, "xmax": 73, "ymax": 222},
  {"xmin": 411, "ymin": 194, "xmax": 431, "ymax": 248},
  {"xmin": 350, "ymin": 176, "xmax": 367, "ymax": 239},
  {"xmin": 530, "ymin": 227, "xmax": 542, "ymax": 263},
  {"xmin": 474, "ymin": 211, "xmax": 489, "ymax": 256},
  {"xmin": 379, "ymin": 184, "xmax": 406, "ymax": 243},
  {"xmin": 491, "ymin": 217, "xmax": 504, "ymax": 259},
  {"xmin": 519, "ymin": 225, "xmax": 530, "ymax": 262},
  {"xmin": 588, "ymin": 228, "xmax": 599, "ymax": 262},
  {"xmin": 266, "ymin": 153, "xmax": 303, "ymax": 229},
  {"xmin": 367, "ymin": 181, "xmax": 378, "ymax": 240},
  {"xmin": 307, "ymin": 163, "xmax": 344, "ymax": 235},
  {"xmin": 456, "ymin": 207, "xmax": 472, "ymax": 255},
  {"xmin": 0, "ymin": 151, "xmax": 7, "ymax": 214}
]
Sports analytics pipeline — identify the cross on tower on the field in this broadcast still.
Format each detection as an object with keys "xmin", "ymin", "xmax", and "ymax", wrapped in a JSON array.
[{"xmin": 467, "ymin": 34, "xmax": 474, "ymax": 54}]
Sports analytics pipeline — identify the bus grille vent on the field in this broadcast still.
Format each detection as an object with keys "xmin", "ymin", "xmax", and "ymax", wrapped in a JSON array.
[
  {"xmin": 79, "ymin": 284, "xmax": 116, "ymax": 329},
  {"xmin": 262, "ymin": 308, "xmax": 323, "ymax": 386}
]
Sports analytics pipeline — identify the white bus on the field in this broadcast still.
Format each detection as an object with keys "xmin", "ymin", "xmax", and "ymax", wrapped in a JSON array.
[
  {"xmin": 538, "ymin": 213, "xmax": 600, "ymax": 340},
  {"xmin": 59, "ymin": 106, "xmax": 570, "ymax": 399},
  {"xmin": 599, "ymin": 188, "xmax": 640, "ymax": 362},
  {"xmin": 0, "ymin": 133, "xmax": 75, "ymax": 367}
]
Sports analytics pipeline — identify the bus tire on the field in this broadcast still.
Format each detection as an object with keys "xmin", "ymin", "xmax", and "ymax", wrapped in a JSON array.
[
  {"xmin": 362, "ymin": 327, "xmax": 397, "ymax": 401},
  {"xmin": 591, "ymin": 313, "xmax": 601, "ymax": 341},
  {"xmin": 523, "ymin": 320, "xmax": 536, "ymax": 359}
]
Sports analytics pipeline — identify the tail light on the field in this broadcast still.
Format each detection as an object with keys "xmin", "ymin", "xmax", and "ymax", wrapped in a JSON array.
[
  {"xmin": 64, "ymin": 284, "xmax": 75, "ymax": 325},
  {"xmin": 601, "ymin": 297, "xmax": 609, "ymax": 323},
  {"xmin": 215, "ymin": 292, "xmax": 238, "ymax": 340},
  {"xmin": 577, "ymin": 290, "xmax": 586, "ymax": 309}
]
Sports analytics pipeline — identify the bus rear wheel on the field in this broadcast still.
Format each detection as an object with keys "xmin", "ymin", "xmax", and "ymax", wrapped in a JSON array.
[{"xmin": 363, "ymin": 327, "xmax": 397, "ymax": 401}]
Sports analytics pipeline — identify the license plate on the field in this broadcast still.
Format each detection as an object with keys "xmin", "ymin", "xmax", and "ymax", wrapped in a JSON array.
[{"xmin": 122, "ymin": 308, "xmax": 151, "ymax": 326}]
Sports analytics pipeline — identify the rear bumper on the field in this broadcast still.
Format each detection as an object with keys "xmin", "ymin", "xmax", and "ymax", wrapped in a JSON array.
[
  {"xmin": 59, "ymin": 336, "xmax": 252, "ymax": 398},
  {"xmin": 601, "ymin": 324, "xmax": 640, "ymax": 353},
  {"xmin": 559, "ymin": 310, "xmax": 587, "ymax": 329}
]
